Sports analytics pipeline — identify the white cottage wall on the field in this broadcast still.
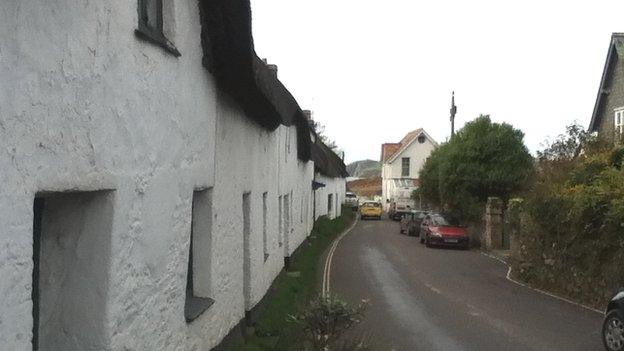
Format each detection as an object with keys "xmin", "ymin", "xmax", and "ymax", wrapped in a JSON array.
[
  {"xmin": 276, "ymin": 126, "xmax": 315, "ymax": 257},
  {"xmin": 0, "ymin": 1, "xmax": 217, "ymax": 349},
  {"xmin": 314, "ymin": 174, "xmax": 346, "ymax": 220},
  {"xmin": 209, "ymin": 93, "xmax": 286, "ymax": 348},
  {"xmin": 0, "ymin": 1, "xmax": 332, "ymax": 350}
]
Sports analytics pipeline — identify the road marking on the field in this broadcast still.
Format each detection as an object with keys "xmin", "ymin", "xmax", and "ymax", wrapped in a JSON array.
[
  {"xmin": 479, "ymin": 251, "xmax": 604, "ymax": 315},
  {"xmin": 322, "ymin": 216, "xmax": 359, "ymax": 297}
]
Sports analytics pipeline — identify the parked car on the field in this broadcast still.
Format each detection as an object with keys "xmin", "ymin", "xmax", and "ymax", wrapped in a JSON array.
[
  {"xmin": 388, "ymin": 198, "xmax": 416, "ymax": 221},
  {"xmin": 345, "ymin": 192, "xmax": 359, "ymax": 210},
  {"xmin": 420, "ymin": 214, "xmax": 469, "ymax": 249},
  {"xmin": 603, "ymin": 289, "xmax": 624, "ymax": 351},
  {"xmin": 360, "ymin": 201, "xmax": 382, "ymax": 220},
  {"xmin": 400, "ymin": 210, "xmax": 428, "ymax": 236}
]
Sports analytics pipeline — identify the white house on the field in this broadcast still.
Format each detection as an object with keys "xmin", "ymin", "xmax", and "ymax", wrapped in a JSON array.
[
  {"xmin": 311, "ymin": 136, "xmax": 348, "ymax": 221},
  {"xmin": 381, "ymin": 129, "xmax": 437, "ymax": 210},
  {"xmin": 0, "ymin": 0, "xmax": 347, "ymax": 350}
]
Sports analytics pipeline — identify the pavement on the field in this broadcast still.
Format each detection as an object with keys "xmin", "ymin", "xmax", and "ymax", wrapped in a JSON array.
[{"xmin": 329, "ymin": 216, "xmax": 604, "ymax": 351}]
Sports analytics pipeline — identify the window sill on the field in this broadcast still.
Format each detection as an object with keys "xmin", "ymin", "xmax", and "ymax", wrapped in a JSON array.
[
  {"xmin": 135, "ymin": 25, "xmax": 181, "ymax": 57},
  {"xmin": 184, "ymin": 293, "xmax": 214, "ymax": 323}
]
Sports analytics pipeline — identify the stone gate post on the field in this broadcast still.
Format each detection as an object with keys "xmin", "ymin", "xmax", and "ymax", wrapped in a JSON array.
[{"xmin": 484, "ymin": 197, "xmax": 503, "ymax": 250}]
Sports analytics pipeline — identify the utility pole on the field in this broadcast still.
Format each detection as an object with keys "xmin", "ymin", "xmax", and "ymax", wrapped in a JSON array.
[{"xmin": 450, "ymin": 91, "xmax": 457, "ymax": 137}]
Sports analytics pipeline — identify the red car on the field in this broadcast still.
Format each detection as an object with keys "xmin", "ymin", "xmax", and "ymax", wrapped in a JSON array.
[{"xmin": 419, "ymin": 214, "xmax": 469, "ymax": 249}]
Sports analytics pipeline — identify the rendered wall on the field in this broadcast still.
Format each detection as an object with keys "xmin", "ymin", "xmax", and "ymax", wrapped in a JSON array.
[
  {"xmin": 0, "ymin": 1, "xmax": 333, "ymax": 350},
  {"xmin": 0, "ymin": 1, "xmax": 217, "ymax": 349},
  {"xmin": 314, "ymin": 174, "xmax": 347, "ymax": 220}
]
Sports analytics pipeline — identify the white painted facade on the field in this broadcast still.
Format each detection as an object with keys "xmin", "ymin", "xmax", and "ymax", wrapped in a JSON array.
[
  {"xmin": 314, "ymin": 174, "xmax": 347, "ymax": 220},
  {"xmin": 381, "ymin": 130, "xmax": 437, "ymax": 210},
  {"xmin": 0, "ymin": 2, "xmax": 344, "ymax": 351}
]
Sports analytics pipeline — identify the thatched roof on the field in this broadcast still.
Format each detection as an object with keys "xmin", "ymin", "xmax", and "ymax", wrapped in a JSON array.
[
  {"xmin": 198, "ymin": 0, "xmax": 312, "ymax": 161},
  {"xmin": 311, "ymin": 138, "xmax": 348, "ymax": 178}
]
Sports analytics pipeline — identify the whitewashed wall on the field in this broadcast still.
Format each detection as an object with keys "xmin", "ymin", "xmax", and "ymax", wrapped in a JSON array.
[
  {"xmin": 314, "ymin": 174, "xmax": 347, "ymax": 220},
  {"xmin": 0, "ymin": 1, "xmax": 335, "ymax": 351},
  {"xmin": 0, "ymin": 0, "xmax": 221, "ymax": 350},
  {"xmin": 276, "ymin": 126, "xmax": 315, "ymax": 257}
]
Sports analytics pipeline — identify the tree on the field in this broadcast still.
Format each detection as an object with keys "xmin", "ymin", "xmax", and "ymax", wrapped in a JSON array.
[
  {"xmin": 311, "ymin": 119, "xmax": 340, "ymax": 152},
  {"xmin": 418, "ymin": 115, "xmax": 533, "ymax": 222}
]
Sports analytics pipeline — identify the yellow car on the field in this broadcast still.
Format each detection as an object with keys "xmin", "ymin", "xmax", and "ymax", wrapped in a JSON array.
[{"xmin": 360, "ymin": 201, "xmax": 382, "ymax": 220}]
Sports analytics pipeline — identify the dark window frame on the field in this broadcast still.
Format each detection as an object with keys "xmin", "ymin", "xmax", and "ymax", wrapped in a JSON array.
[
  {"xmin": 401, "ymin": 157, "xmax": 410, "ymax": 177},
  {"xmin": 136, "ymin": 0, "xmax": 181, "ymax": 57}
]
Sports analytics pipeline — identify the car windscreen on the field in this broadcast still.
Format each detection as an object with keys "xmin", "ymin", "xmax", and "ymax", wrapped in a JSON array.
[
  {"xmin": 363, "ymin": 202, "xmax": 381, "ymax": 208},
  {"xmin": 346, "ymin": 194, "xmax": 357, "ymax": 198},
  {"xmin": 431, "ymin": 215, "xmax": 452, "ymax": 226}
]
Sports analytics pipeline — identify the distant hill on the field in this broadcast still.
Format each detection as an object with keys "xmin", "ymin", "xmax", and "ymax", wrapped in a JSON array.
[
  {"xmin": 347, "ymin": 177, "xmax": 382, "ymax": 197},
  {"xmin": 346, "ymin": 159, "xmax": 381, "ymax": 178}
]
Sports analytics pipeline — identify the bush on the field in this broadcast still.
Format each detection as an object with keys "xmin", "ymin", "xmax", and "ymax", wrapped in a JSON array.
[
  {"xmin": 515, "ymin": 124, "xmax": 624, "ymax": 307},
  {"xmin": 418, "ymin": 115, "xmax": 533, "ymax": 223},
  {"xmin": 289, "ymin": 294, "xmax": 368, "ymax": 351}
]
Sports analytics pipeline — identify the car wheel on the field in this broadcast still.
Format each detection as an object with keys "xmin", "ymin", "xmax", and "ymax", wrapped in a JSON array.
[
  {"xmin": 400, "ymin": 229, "xmax": 404, "ymax": 234},
  {"xmin": 420, "ymin": 235, "xmax": 425, "ymax": 244},
  {"xmin": 604, "ymin": 310, "xmax": 624, "ymax": 351},
  {"xmin": 425, "ymin": 236, "xmax": 432, "ymax": 248}
]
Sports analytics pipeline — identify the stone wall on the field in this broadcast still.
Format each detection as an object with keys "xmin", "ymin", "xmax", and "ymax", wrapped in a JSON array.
[{"xmin": 483, "ymin": 197, "xmax": 503, "ymax": 251}]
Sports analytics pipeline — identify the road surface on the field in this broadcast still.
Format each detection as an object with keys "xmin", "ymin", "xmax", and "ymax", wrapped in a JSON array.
[{"xmin": 329, "ymin": 217, "xmax": 604, "ymax": 351}]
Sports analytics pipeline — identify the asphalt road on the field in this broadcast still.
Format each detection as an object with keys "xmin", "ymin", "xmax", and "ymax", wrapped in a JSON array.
[{"xmin": 330, "ymin": 216, "xmax": 604, "ymax": 351}]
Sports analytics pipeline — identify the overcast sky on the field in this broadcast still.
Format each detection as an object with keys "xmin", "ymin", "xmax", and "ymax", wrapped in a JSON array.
[{"xmin": 250, "ymin": 0, "xmax": 624, "ymax": 164}]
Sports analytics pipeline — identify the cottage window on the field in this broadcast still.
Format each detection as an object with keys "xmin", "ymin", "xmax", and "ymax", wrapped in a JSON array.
[
  {"xmin": 185, "ymin": 190, "xmax": 215, "ymax": 323},
  {"xmin": 32, "ymin": 191, "xmax": 114, "ymax": 350},
  {"xmin": 136, "ymin": 0, "xmax": 180, "ymax": 56},
  {"xmin": 242, "ymin": 192, "xmax": 252, "ymax": 310},
  {"xmin": 402, "ymin": 157, "xmax": 410, "ymax": 177},
  {"xmin": 418, "ymin": 135, "xmax": 426, "ymax": 144},
  {"xmin": 278, "ymin": 196, "xmax": 283, "ymax": 247},
  {"xmin": 615, "ymin": 108, "xmax": 624, "ymax": 135},
  {"xmin": 328, "ymin": 194, "xmax": 333, "ymax": 215},
  {"xmin": 284, "ymin": 194, "xmax": 291, "ymax": 252},
  {"xmin": 262, "ymin": 192, "xmax": 269, "ymax": 261}
]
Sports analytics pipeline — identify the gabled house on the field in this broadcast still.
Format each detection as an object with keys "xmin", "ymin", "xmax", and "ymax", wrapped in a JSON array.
[
  {"xmin": 589, "ymin": 33, "xmax": 624, "ymax": 142},
  {"xmin": 381, "ymin": 129, "xmax": 437, "ymax": 209}
]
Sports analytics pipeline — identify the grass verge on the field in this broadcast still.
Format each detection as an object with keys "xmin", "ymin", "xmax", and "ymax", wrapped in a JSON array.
[{"xmin": 231, "ymin": 206, "xmax": 356, "ymax": 350}]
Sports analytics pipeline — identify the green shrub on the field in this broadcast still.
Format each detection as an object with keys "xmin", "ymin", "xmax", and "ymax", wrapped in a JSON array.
[
  {"xmin": 516, "ymin": 124, "xmax": 624, "ymax": 307},
  {"xmin": 418, "ymin": 115, "xmax": 533, "ymax": 223}
]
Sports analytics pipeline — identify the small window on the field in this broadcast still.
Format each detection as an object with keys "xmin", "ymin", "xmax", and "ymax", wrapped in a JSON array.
[
  {"xmin": 242, "ymin": 192, "xmax": 252, "ymax": 310},
  {"xmin": 328, "ymin": 194, "xmax": 333, "ymax": 214},
  {"xmin": 615, "ymin": 108, "xmax": 624, "ymax": 135},
  {"xmin": 185, "ymin": 190, "xmax": 215, "ymax": 323},
  {"xmin": 417, "ymin": 135, "xmax": 426, "ymax": 144},
  {"xmin": 136, "ymin": 0, "xmax": 180, "ymax": 56},
  {"xmin": 32, "ymin": 191, "xmax": 114, "ymax": 350},
  {"xmin": 402, "ymin": 157, "xmax": 410, "ymax": 177},
  {"xmin": 262, "ymin": 192, "xmax": 268, "ymax": 262}
]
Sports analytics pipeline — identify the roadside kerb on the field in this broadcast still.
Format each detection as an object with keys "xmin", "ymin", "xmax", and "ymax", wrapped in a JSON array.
[
  {"xmin": 322, "ymin": 217, "xmax": 359, "ymax": 298},
  {"xmin": 479, "ymin": 251, "xmax": 604, "ymax": 315}
]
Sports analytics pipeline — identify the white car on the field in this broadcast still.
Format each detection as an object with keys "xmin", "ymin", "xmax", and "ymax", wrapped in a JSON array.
[{"xmin": 345, "ymin": 192, "xmax": 359, "ymax": 209}]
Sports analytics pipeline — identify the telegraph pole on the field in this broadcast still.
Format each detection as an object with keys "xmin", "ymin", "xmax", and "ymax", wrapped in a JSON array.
[{"xmin": 450, "ymin": 91, "xmax": 457, "ymax": 137}]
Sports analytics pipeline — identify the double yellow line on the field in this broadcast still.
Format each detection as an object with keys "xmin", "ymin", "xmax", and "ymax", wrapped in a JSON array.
[{"xmin": 322, "ymin": 217, "xmax": 359, "ymax": 297}]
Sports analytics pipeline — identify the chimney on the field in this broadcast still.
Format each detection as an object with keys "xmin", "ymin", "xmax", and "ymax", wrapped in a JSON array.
[
  {"xmin": 261, "ymin": 58, "xmax": 278, "ymax": 78},
  {"xmin": 302, "ymin": 110, "xmax": 313, "ymax": 120}
]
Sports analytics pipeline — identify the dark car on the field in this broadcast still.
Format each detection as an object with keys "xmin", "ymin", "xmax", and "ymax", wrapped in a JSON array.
[
  {"xmin": 603, "ymin": 289, "xmax": 624, "ymax": 351},
  {"xmin": 399, "ymin": 210, "xmax": 428, "ymax": 236},
  {"xmin": 419, "ymin": 214, "xmax": 469, "ymax": 249}
]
